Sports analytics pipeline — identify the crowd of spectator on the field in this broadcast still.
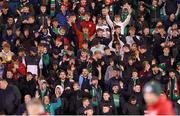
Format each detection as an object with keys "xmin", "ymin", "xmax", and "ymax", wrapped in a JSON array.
[{"xmin": 0, "ymin": 0, "xmax": 180, "ymax": 115}]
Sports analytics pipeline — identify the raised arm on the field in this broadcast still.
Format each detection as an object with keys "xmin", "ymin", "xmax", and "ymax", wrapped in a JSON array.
[
  {"xmin": 106, "ymin": 14, "xmax": 114, "ymax": 30},
  {"xmin": 71, "ymin": 15, "xmax": 81, "ymax": 35},
  {"xmin": 175, "ymin": 4, "xmax": 180, "ymax": 16},
  {"xmin": 50, "ymin": 98, "xmax": 62, "ymax": 115},
  {"xmin": 104, "ymin": 8, "xmax": 114, "ymax": 30},
  {"xmin": 122, "ymin": 5, "xmax": 132, "ymax": 27},
  {"xmin": 72, "ymin": 23, "xmax": 81, "ymax": 36},
  {"xmin": 108, "ymin": 39, "xmax": 116, "ymax": 52}
]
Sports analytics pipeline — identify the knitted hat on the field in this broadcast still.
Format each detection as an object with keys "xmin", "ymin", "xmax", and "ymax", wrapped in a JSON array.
[
  {"xmin": 143, "ymin": 81, "xmax": 162, "ymax": 96},
  {"xmin": 158, "ymin": 63, "xmax": 165, "ymax": 71},
  {"xmin": 176, "ymin": 62, "xmax": 180, "ymax": 67},
  {"xmin": 169, "ymin": 68, "xmax": 175, "ymax": 73}
]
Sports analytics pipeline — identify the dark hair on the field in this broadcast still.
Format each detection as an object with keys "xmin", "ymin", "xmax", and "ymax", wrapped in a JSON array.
[
  {"xmin": 59, "ymin": 70, "xmax": 67, "ymax": 75},
  {"xmin": 0, "ymin": 57, "xmax": 3, "ymax": 61},
  {"xmin": 82, "ymin": 97, "xmax": 89, "ymax": 102},
  {"xmin": 129, "ymin": 95, "xmax": 137, "ymax": 101}
]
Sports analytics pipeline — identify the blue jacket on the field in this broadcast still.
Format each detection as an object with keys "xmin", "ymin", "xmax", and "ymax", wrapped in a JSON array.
[
  {"xmin": 50, "ymin": 98, "xmax": 62, "ymax": 115},
  {"xmin": 56, "ymin": 11, "xmax": 70, "ymax": 27},
  {"xmin": 79, "ymin": 76, "xmax": 91, "ymax": 90}
]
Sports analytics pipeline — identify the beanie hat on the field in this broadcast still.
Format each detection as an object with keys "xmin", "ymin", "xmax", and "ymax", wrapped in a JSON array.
[
  {"xmin": 143, "ymin": 81, "xmax": 162, "ymax": 96},
  {"xmin": 158, "ymin": 63, "xmax": 165, "ymax": 71},
  {"xmin": 177, "ymin": 62, "xmax": 180, "ymax": 67}
]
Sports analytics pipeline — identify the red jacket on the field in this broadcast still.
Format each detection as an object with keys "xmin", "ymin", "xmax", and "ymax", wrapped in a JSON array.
[
  {"xmin": 80, "ymin": 21, "xmax": 96, "ymax": 36},
  {"xmin": 8, "ymin": 63, "xmax": 26, "ymax": 80},
  {"xmin": 72, "ymin": 23, "xmax": 92, "ymax": 48},
  {"xmin": 146, "ymin": 94, "xmax": 175, "ymax": 116}
]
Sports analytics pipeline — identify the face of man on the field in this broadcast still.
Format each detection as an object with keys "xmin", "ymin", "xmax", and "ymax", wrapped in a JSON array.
[
  {"xmin": 115, "ymin": 27, "xmax": 121, "ymax": 34},
  {"xmin": 139, "ymin": 48, "xmax": 147, "ymax": 54},
  {"xmin": 132, "ymin": 71, "xmax": 138, "ymax": 77},
  {"xmin": 24, "ymin": 95, "xmax": 31, "ymax": 104},
  {"xmin": 27, "ymin": 101, "xmax": 44, "ymax": 115},
  {"xmin": 103, "ymin": 106, "xmax": 110, "ymax": 113},
  {"xmin": 27, "ymin": 74, "xmax": 33, "ymax": 81},
  {"xmin": 105, "ymin": 49, "xmax": 111, "ymax": 55},
  {"xmin": 41, "ymin": 83, "xmax": 47, "ymax": 90},
  {"xmin": 103, "ymin": 93, "xmax": 110, "ymax": 101},
  {"xmin": 81, "ymin": 0, "xmax": 87, "ymax": 6},
  {"xmin": 169, "ymin": 72, "xmax": 175, "ymax": 78},
  {"xmin": 92, "ymin": 79, "xmax": 98, "ymax": 85},
  {"xmin": 6, "ymin": 71, "xmax": 13, "ymax": 79},
  {"xmin": 43, "ymin": 96, "xmax": 50, "ymax": 104},
  {"xmin": 40, "ymin": 6, "xmax": 46, "ymax": 13},
  {"xmin": 73, "ymin": 83, "xmax": 80, "ymax": 91},
  {"xmin": 82, "ymin": 27, "xmax": 89, "ymax": 34},
  {"xmin": 86, "ymin": 109, "xmax": 93, "ymax": 115},
  {"xmin": 82, "ymin": 69, "xmax": 89, "ymax": 77},
  {"xmin": 59, "ymin": 72, "xmax": 66, "ymax": 80},
  {"xmin": 144, "ymin": 92, "xmax": 158, "ymax": 105},
  {"xmin": 112, "ymin": 70, "xmax": 118, "ymax": 77},
  {"xmin": 61, "ymin": 5, "xmax": 67, "ymax": 12},
  {"xmin": 85, "ymin": 14, "xmax": 90, "ymax": 21},
  {"xmin": 82, "ymin": 43, "xmax": 88, "ymax": 49},
  {"xmin": 133, "ymin": 85, "xmax": 141, "ymax": 93},
  {"xmin": 163, "ymin": 48, "xmax": 170, "ymax": 55},
  {"xmin": 112, "ymin": 85, "xmax": 119, "ymax": 92},
  {"xmin": 0, "ymin": 81, "xmax": 7, "ymax": 90},
  {"xmin": 83, "ymin": 99, "xmax": 90, "ymax": 107},
  {"xmin": 130, "ymin": 99, "xmax": 137, "ymax": 105},
  {"xmin": 7, "ymin": 18, "xmax": 14, "ymax": 25}
]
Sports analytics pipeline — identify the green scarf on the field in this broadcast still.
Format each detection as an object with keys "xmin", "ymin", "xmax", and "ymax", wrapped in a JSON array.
[
  {"xmin": 44, "ymin": 104, "xmax": 51, "ymax": 113},
  {"xmin": 170, "ymin": 77, "xmax": 176, "ymax": 100},
  {"xmin": 41, "ymin": 90, "xmax": 46, "ymax": 98},
  {"xmin": 52, "ymin": 28, "xmax": 59, "ymax": 35},
  {"xmin": 92, "ymin": 87, "xmax": 98, "ymax": 107},
  {"xmin": 113, "ymin": 94, "xmax": 120, "ymax": 107},
  {"xmin": 83, "ymin": 33, "xmax": 88, "ymax": 41},
  {"xmin": 121, "ymin": 11, "xmax": 128, "ymax": 22},
  {"xmin": 50, "ymin": 0, "xmax": 56, "ymax": 17}
]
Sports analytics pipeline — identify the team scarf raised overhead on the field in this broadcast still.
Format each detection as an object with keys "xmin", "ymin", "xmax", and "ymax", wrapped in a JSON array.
[{"xmin": 168, "ymin": 77, "xmax": 180, "ymax": 100}]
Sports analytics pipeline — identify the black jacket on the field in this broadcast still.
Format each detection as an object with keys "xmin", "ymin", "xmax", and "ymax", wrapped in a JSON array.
[
  {"xmin": 0, "ymin": 84, "xmax": 21, "ymax": 115},
  {"xmin": 122, "ymin": 102, "xmax": 141, "ymax": 115},
  {"xmin": 19, "ymin": 78, "xmax": 36, "ymax": 97},
  {"xmin": 69, "ymin": 89, "xmax": 91, "ymax": 114}
]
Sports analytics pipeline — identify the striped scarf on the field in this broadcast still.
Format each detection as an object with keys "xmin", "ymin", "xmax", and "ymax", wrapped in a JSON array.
[
  {"xmin": 41, "ymin": 0, "xmax": 49, "ymax": 5},
  {"xmin": 40, "ymin": 0, "xmax": 57, "ymax": 17},
  {"xmin": 168, "ymin": 77, "xmax": 180, "ymax": 100},
  {"xmin": 50, "ymin": 0, "xmax": 62, "ymax": 17},
  {"xmin": 50, "ymin": 0, "xmax": 56, "ymax": 17}
]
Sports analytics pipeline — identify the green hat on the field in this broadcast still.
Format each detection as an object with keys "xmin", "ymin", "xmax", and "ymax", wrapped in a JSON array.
[
  {"xmin": 143, "ymin": 81, "xmax": 162, "ymax": 96},
  {"xmin": 176, "ymin": 62, "xmax": 180, "ymax": 66},
  {"xmin": 158, "ymin": 63, "xmax": 165, "ymax": 71},
  {"xmin": 169, "ymin": 68, "xmax": 175, "ymax": 73}
]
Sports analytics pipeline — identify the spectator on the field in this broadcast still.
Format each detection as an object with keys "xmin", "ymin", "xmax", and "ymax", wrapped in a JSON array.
[
  {"xmin": 143, "ymin": 81, "xmax": 175, "ymax": 115},
  {"xmin": 0, "ymin": 79, "xmax": 21, "ymax": 115}
]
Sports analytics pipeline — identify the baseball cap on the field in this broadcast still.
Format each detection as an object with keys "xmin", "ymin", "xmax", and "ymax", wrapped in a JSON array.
[{"xmin": 143, "ymin": 81, "xmax": 162, "ymax": 96}]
